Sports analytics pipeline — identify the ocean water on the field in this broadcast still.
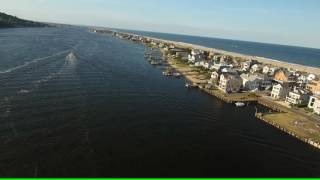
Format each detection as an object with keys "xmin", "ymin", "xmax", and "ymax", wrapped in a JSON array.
[
  {"xmin": 125, "ymin": 30, "xmax": 320, "ymax": 67},
  {"xmin": 0, "ymin": 27, "xmax": 320, "ymax": 177}
]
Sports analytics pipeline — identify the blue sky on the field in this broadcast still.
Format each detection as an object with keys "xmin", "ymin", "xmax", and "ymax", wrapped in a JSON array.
[{"xmin": 1, "ymin": 0, "xmax": 320, "ymax": 48}]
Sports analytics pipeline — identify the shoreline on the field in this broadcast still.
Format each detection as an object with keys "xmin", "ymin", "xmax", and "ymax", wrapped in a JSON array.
[
  {"xmin": 144, "ymin": 35, "xmax": 320, "ymax": 76},
  {"xmin": 167, "ymin": 56, "xmax": 320, "ymax": 150},
  {"xmin": 94, "ymin": 29, "xmax": 320, "ymax": 150}
]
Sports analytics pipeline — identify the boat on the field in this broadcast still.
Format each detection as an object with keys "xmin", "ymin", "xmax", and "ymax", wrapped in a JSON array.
[
  {"xmin": 173, "ymin": 72, "xmax": 181, "ymax": 77},
  {"xmin": 66, "ymin": 51, "xmax": 77, "ymax": 61},
  {"xmin": 235, "ymin": 102, "xmax": 246, "ymax": 107},
  {"xmin": 163, "ymin": 71, "xmax": 172, "ymax": 76},
  {"xmin": 150, "ymin": 60, "xmax": 162, "ymax": 65},
  {"xmin": 185, "ymin": 83, "xmax": 197, "ymax": 88}
]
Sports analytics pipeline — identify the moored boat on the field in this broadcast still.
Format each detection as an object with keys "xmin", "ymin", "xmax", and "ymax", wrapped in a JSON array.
[
  {"xmin": 173, "ymin": 72, "xmax": 181, "ymax": 77},
  {"xmin": 185, "ymin": 82, "xmax": 197, "ymax": 88},
  {"xmin": 235, "ymin": 102, "xmax": 246, "ymax": 107}
]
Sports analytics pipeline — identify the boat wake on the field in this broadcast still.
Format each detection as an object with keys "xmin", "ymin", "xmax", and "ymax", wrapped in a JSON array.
[
  {"xmin": 0, "ymin": 50, "xmax": 81, "ymax": 120},
  {"xmin": 0, "ymin": 50, "xmax": 70, "ymax": 74}
]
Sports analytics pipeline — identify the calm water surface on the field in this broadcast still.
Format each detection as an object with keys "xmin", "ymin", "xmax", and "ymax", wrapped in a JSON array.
[{"xmin": 0, "ymin": 27, "xmax": 319, "ymax": 177}]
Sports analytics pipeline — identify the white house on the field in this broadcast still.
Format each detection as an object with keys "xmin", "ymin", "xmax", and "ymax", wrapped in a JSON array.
[
  {"xmin": 219, "ymin": 73, "xmax": 243, "ymax": 93},
  {"xmin": 269, "ymin": 67, "xmax": 279, "ymax": 76},
  {"xmin": 211, "ymin": 71, "xmax": 220, "ymax": 80},
  {"xmin": 242, "ymin": 61, "xmax": 252, "ymax": 71},
  {"xmin": 241, "ymin": 74, "xmax": 260, "ymax": 90},
  {"xmin": 220, "ymin": 55, "xmax": 233, "ymax": 64},
  {"xmin": 250, "ymin": 64, "xmax": 263, "ymax": 73},
  {"xmin": 208, "ymin": 72, "xmax": 220, "ymax": 85},
  {"xmin": 308, "ymin": 96, "xmax": 320, "ymax": 115},
  {"xmin": 307, "ymin": 74, "xmax": 316, "ymax": 81},
  {"xmin": 211, "ymin": 61, "xmax": 232, "ymax": 72},
  {"xmin": 188, "ymin": 53, "xmax": 204, "ymax": 63},
  {"xmin": 241, "ymin": 74, "xmax": 272, "ymax": 91},
  {"xmin": 271, "ymin": 84, "xmax": 290, "ymax": 100},
  {"xmin": 213, "ymin": 55, "xmax": 220, "ymax": 61},
  {"xmin": 194, "ymin": 62, "xmax": 201, "ymax": 67},
  {"xmin": 203, "ymin": 62, "xmax": 213, "ymax": 69},
  {"xmin": 297, "ymin": 75, "xmax": 308, "ymax": 84},
  {"xmin": 263, "ymin": 65, "xmax": 271, "ymax": 74},
  {"xmin": 285, "ymin": 87, "xmax": 310, "ymax": 105}
]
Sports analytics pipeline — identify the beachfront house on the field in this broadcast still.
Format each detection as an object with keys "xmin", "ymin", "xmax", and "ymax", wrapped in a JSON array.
[
  {"xmin": 176, "ymin": 51, "xmax": 189, "ymax": 61},
  {"xmin": 271, "ymin": 84, "xmax": 290, "ymax": 100},
  {"xmin": 150, "ymin": 41, "xmax": 158, "ymax": 46},
  {"xmin": 308, "ymin": 96, "xmax": 320, "ymax": 115},
  {"xmin": 211, "ymin": 71, "xmax": 220, "ymax": 80},
  {"xmin": 307, "ymin": 80, "xmax": 320, "ymax": 95},
  {"xmin": 221, "ymin": 67, "xmax": 238, "ymax": 74},
  {"xmin": 208, "ymin": 71, "xmax": 220, "ymax": 86},
  {"xmin": 263, "ymin": 65, "xmax": 271, "ymax": 74},
  {"xmin": 213, "ymin": 55, "xmax": 220, "ymax": 61},
  {"xmin": 219, "ymin": 73, "xmax": 243, "ymax": 93},
  {"xmin": 211, "ymin": 61, "xmax": 231, "ymax": 72},
  {"xmin": 297, "ymin": 75, "xmax": 308, "ymax": 84},
  {"xmin": 269, "ymin": 67, "xmax": 279, "ymax": 76},
  {"xmin": 241, "ymin": 60, "xmax": 252, "ymax": 71},
  {"xmin": 307, "ymin": 74, "xmax": 317, "ymax": 81},
  {"xmin": 203, "ymin": 62, "xmax": 213, "ymax": 69},
  {"xmin": 158, "ymin": 43, "xmax": 165, "ymax": 48},
  {"xmin": 241, "ymin": 74, "xmax": 260, "ymax": 91},
  {"xmin": 220, "ymin": 55, "xmax": 233, "ymax": 64},
  {"xmin": 240, "ymin": 74, "xmax": 272, "ymax": 91},
  {"xmin": 188, "ymin": 50, "xmax": 204, "ymax": 63},
  {"xmin": 250, "ymin": 64, "xmax": 263, "ymax": 73},
  {"xmin": 285, "ymin": 87, "xmax": 310, "ymax": 106},
  {"xmin": 273, "ymin": 69, "xmax": 296, "ymax": 83},
  {"xmin": 260, "ymin": 76, "xmax": 273, "ymax": 90}
]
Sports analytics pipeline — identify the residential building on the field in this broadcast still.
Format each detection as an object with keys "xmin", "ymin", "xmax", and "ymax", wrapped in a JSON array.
[
  {"xmin": 188, "ymin": 50, "xmax": 204, "ymax": 63},
  {"xmin": 241, "ymin": 74, "xmax": 260, "ymax": 90},
  {"xmin": 269, "ymin": 67, "xmax": 279, "ymax": 76},
  {"xmin": 176, "ymin": 52, "xmax": 189, "ymax": 60},
  {"xmin": 211, "ymin": 71, "xmax": 220, "ymax": 80},
  {"xmin": 307, "ymin": 74, "xmax": 317, "ymax": 81},
  {"xmin": 307, "ymin": 80, "xmax": 320, "ymax": 95},
  {"xmin": 250, "ymin": 64, "xmax": 263, "ymax": 73},
  {"xmin": 274, "ymin": 69, "xmax": 296, "ymax": 83},
  {"xmin": 271, "ymin": 84, "xmax": 290, "ymax": 100},
  {"xmin": 285, "ymin": 87, "xmax": 310, "ymax": 105},
  {"xmin": 262, "ymin": 65, "xmax": 271, "ymax": 74},
  {"xmin": 241, "ymin": 60, "xmax": 252, "ymax": 71},
  {"xmin": 220, "ymin": 55, "xmax": 233, "ymax": 64},
  {"xmin": 211, "ymin": 60, "xmax": 231, "ymax": 71},
  {"xmin": 219, "ymin": 73, "xmax": 243, "ymax": 93},
  {"xmin": 308, "ymin": 96, "xmax": 320, "ymax": 115},
  {"xmin": 241, "ymin": 74, "xmax": 272, "ymax": 91}
]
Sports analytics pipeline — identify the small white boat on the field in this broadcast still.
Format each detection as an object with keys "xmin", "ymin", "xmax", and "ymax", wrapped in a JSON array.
[
  {"xmin": 163, "ymin": 71, "xmax": 172, "ymax": 76},
  {"xmin": 173, "ymin": 72, "xmax": 181, "ymax": 77},
  {"xmin": 185, "ymin": 83, "xmax": 197, "ymax": 88},
  {"xmin": 66, "ymin": 51, "xmax": 77, "ymax": 61},
  {"xmin": 235, "ymin": 102, "xmax": 246, "ymax": 107}
]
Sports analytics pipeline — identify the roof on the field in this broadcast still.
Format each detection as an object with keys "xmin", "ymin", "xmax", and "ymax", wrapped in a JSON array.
[{"xmin": 221, "ymin": 72, "xmax": 241, "ymax": 80}]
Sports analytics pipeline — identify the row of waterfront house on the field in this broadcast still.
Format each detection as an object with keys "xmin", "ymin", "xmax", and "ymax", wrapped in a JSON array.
[{"xmin": 107, "ymin": 30, "xmax": 320, "ymax": 115}]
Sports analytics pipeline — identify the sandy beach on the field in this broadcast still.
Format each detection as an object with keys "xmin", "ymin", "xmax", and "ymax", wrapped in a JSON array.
[{"xmin": 138, "ymin": 34, "xmax": 320, "ymax": 76}]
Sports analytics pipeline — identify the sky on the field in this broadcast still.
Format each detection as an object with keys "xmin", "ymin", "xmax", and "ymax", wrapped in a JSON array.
[{"xmin": 1, "ymin": 0, "xmax": 320, "ymax": 49}]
